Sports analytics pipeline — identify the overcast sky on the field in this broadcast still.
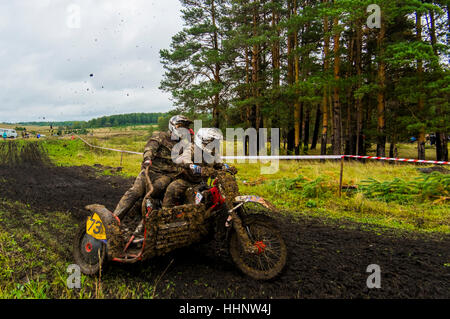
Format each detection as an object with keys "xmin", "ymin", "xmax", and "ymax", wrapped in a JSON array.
[{"xmin": 0, "ymin": 0, "xmax": 184, "ymax": 123}]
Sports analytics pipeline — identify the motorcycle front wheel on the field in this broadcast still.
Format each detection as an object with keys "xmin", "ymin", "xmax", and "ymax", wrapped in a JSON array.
[{"xmin": 229, "ymin": 214, "xmax": 287, "ymax": 280}]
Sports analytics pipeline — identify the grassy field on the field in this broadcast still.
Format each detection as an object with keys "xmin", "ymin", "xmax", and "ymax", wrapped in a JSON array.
[
  {"xmin": 0, "ymin": 125, "xmax": 449, "ymax": 299},
  {"xmin": 0, "ymin": 198, "xmax": 172, "ymax": 299},
  {"xmin": 2, "ymin": 124, "xmax": 449, "ymax": 234},
  {"xmin": 35, "ymin": 125, "xmax": 450, "ymax": 235}
]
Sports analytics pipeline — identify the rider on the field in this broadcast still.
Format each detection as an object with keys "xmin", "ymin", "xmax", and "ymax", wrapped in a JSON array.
[
  {"xmin": 162, "ymin": 127, "xmax": 231, "ymax": 208},
  {"xmin": 112, "ymin": 115, "xmax": 194, "ymax": 220}
]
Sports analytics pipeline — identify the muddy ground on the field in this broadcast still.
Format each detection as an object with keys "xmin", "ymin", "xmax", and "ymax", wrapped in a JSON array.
[{"xmin": 0, "ymin": 163, "xmax": 449, "ymax": 299}]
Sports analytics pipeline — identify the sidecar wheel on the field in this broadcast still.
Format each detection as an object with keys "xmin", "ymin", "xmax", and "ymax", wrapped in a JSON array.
[
  {"xmin": 229, "ymin": 214, "xmax": 287, "ymax": 280},
  {"xmin": 73, "ymin": 221, "xmax": 107, "ymax": 275}
]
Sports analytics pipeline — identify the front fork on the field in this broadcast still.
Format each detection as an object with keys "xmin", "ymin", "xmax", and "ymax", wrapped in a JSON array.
[{"xmin": 226, "ymin": 210, "xmax": 258, "ymax": 254}]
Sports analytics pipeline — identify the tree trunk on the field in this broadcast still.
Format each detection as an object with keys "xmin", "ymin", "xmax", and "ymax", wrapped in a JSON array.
[
  {"xmin": 417, "ymin": 11, "xmax": 426, "ymax": 160},
  {"xmin": 320, "ymin": 1, "xmax": 330, "ymax": 156},
  {"xmin": 287, "ymin": 129, "xmax": 295, "ymax": 152},
  {"xmin": 287, "ymin": 0, "xmax": 295, "ymax": 153},
  {"xmin": 311, "ymin": 103, "xmax": 321, "ymax": 150},
  {"xmin": 293, "ymin": 0, "xmax": 301, "ymax": 155},
  {"xmin": 250, "ymin": 0, "xmax": 260, "ymax": 153},
  {"xmin": 211, "ymin": 0, "xmax": 221, "ymax": 128},
  {"xmin": 389, "ymin": 136, "xmax": 398, "ymax": 167},
  {"xmin": 303, "ymin": 107, "xmax": 310, "ymax": 151},
  {"xmin": 442, "ymin": 133, "xmax": 449, "ymax": 162},
  {"xmin": 429, "ymin": 8, "xmax": 437, "ymax": 55},
  {"xmin": 271, "ymin": 1, "xmax": 281, "ymax": 150},
  {"xmin": 429, "ymin": 9, "xmax": 445, "ymax": 161},
  {"xmin": 355, "ymin": 20, "xmax": 363, "ymax": 155},
  {"xmin": 332, "ymin": 17, "xmax": 342, "ymax": 155},
  {"xmin": 376, "ymin": 15, "xmax": 386, "ymax": 157},
  {"xmin": 436, "ymin": 132, "xmax": 443, "ymax": 161},
  {"xmin": 345, "ymin": 28, "xmax": 355, "ymax": 155},
  {"xmin": 271, "ymin": 1, "xmax": 280, "ymax": 90}
]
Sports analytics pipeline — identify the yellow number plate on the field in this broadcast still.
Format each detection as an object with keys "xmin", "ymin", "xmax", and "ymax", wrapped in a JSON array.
[{"xmin": 86, "ymin": 213, "xmax": 106, "ymax": 240}]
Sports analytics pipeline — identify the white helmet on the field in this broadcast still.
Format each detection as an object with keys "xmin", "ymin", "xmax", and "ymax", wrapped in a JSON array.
[
  {"xmin": 194, "ymin": 128, "xmax": 223, "ymax": 155},
  {"xmin": 168, "ymin": 115, "xmax": 193, "ymax": 139}
]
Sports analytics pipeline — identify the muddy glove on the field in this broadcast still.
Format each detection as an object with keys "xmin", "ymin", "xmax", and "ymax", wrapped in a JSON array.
[
  {"xmin": 223, "ymin": 163, "xmax": 237, "ymax": 175},
  {"xmin": 141, "ymin": 159, "xmax": 152, "ymax": 170},
  {"xmin": 190, "ymin": 164, "xmax": 202, "ymax": 175}
]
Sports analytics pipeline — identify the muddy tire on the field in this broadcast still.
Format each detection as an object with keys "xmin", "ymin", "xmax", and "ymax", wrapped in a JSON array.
[
  {"xmin": 73, "ymin": 221, "xmax": 107, "ymax": 275},
  {"xmin": 229, "ymin": 214, "xmax": 287, "ymax": 280}
]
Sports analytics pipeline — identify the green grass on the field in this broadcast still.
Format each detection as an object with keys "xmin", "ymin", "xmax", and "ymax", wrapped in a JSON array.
[
  {"xmin": 0, "ymin": 134, "xmax": 449, "ymax": 299},
  {"xmin": 43, "ymin": 139, "xmax": 142, "ymax": 177},
  {"xmin": 0, "ymin": 199, "xmax": 165, "ymax": 299},
  {"xmin": 0, "ymin": 199, "xmax": 86, "ymax": 299},
  {"xmin": 38, "ymin": 137, "xmax": 450, "ymax": 234},
  {"xmin": 234, "ymin": 161, "xmax": 449, "ymax": 234}
]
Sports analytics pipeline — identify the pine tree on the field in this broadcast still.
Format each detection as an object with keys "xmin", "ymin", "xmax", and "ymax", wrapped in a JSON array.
[
  {"xmin": 160, "ymin": 0, "xmax": 449, "ymax": 161},
  {"xmin": 160, "ymin": 0, "xmax": 226, "ymax": 127}
]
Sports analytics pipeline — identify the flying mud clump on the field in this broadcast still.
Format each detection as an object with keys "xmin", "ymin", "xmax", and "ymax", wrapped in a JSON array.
[{"xmin": 0, "ymin": 141, "xmax": 51, "ymax": 167}]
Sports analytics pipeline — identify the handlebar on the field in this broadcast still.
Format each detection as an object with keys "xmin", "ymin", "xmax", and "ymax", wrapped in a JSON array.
[
  {"xmin": 198, "ymin": 164, "xmax": 237, "ymax": 177},
  {"xmin": 144, "ymin": 165, "xmax": 154, "ymax": 195},
  {"xmin": 141, "ymin": 165, "xmax": 154, "ymax": 215}
]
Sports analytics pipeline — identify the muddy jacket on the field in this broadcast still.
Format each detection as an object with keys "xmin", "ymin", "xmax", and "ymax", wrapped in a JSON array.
[
  {"xmin": 143, "ymin": 131, "xmax": 192, "ymax": 177},
  {"xmin": 178, "ymin": 145, "xmax": 226, "ymax": 184}
]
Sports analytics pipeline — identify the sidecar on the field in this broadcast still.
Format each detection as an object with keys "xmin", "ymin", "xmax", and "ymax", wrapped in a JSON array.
[{"xmin": 73, "ymin": 202, "xmax": 213, "ymax": 275}]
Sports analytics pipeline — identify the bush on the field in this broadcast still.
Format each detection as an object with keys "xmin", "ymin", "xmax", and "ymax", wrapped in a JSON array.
[
  {"xmin": 358, "ymin": 172, "xmax": 450, "ymax": 204},
  {"xmin": 269, "ymin": 175, "xmax": 335, "ymax": 199}
]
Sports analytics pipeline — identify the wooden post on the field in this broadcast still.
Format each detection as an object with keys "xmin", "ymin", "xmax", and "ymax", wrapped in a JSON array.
[
  {"xmin": 120, "ymin": 152, "xmax": 123, "ymax": 167},
  {"xmin": 339, "ymin": 156, "xmax": 344, "ymax": 197}
]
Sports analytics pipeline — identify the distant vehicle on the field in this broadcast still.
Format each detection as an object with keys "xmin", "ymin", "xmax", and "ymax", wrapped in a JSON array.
[{"xmin": 0, "ymin": 128, "xmax": 18, "ymax": 139}]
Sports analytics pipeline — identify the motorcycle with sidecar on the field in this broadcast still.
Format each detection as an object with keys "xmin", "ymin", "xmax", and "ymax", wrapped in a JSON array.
[{"xmin": 73, "ymin": 165, "xmax": 287, "ymax": 280}]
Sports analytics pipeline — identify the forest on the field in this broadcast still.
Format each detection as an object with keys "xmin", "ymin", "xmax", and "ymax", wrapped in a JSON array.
[
  {"xmin": 159, "ymin": 0, "xmax": 449, "ymax": 160},
  {"xmin": 78, "ymin": 113, "xmax": 164, "ymax": 128},
  {"xmin": 16, "ymin": 113, "xmax": 164, "ymax": 130}
]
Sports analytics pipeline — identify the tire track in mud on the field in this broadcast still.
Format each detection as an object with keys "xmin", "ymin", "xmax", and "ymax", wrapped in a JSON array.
[
  {"xmin": 0, "ymin": 165, "xmax": 133, "ymax": 218},
  {"xmin": 0, "ymin": 164, "xmax": 449, "ymax": 298}
]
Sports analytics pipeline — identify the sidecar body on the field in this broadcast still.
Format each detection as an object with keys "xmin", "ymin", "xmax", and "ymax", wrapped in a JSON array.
[{"xmin": 79, "ymin": 203, "xmax": 212, "ymax": 266}]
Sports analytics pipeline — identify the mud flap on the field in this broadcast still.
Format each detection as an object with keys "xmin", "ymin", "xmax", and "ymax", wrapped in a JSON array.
[
  {"xmin": 234, "ymin": 195, "xmax": 278, "ymax": 211},
  {"xmin": 85, "ymin": 204, "xmax": 122, "ymax": 260}
]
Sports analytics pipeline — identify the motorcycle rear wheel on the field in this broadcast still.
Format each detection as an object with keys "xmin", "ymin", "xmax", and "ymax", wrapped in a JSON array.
[
  {"xmin": 229, "ymin": 214, "xmax": 287, "ymax": 280},
  {"xmin": 73, "ymin": 221, "xmax": 107, "ymax": 275}
]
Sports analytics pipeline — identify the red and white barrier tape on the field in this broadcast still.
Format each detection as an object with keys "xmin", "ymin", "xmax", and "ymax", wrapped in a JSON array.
[
  {"xmin": 222, "ymin": 155, "xmax": 343, "ymax": 160},
  {"xmin": 343, "ymin": 155, "xmax": 449, "ymax": 165},
  {"xmin": 74, "ymin": 135, "xmax": 449, "ymax": 165},
  {"xmin": 223, "ymin": 155, "xmax": 449, "ymax": 165}
]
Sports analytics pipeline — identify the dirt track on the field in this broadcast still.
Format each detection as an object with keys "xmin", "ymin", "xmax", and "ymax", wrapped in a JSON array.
[{"xmin": 0, "ymin": 164, "xmax": 449, "ymax": 298}]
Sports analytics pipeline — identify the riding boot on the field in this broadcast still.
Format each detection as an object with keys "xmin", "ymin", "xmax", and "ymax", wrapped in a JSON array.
[
  {"xmin": 114, "ymin": 170, "xmax": 147, "ymax": 219},
  {"xmin": 113, "ymin": 193, "xmax": 139, "ymax": 219}
]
